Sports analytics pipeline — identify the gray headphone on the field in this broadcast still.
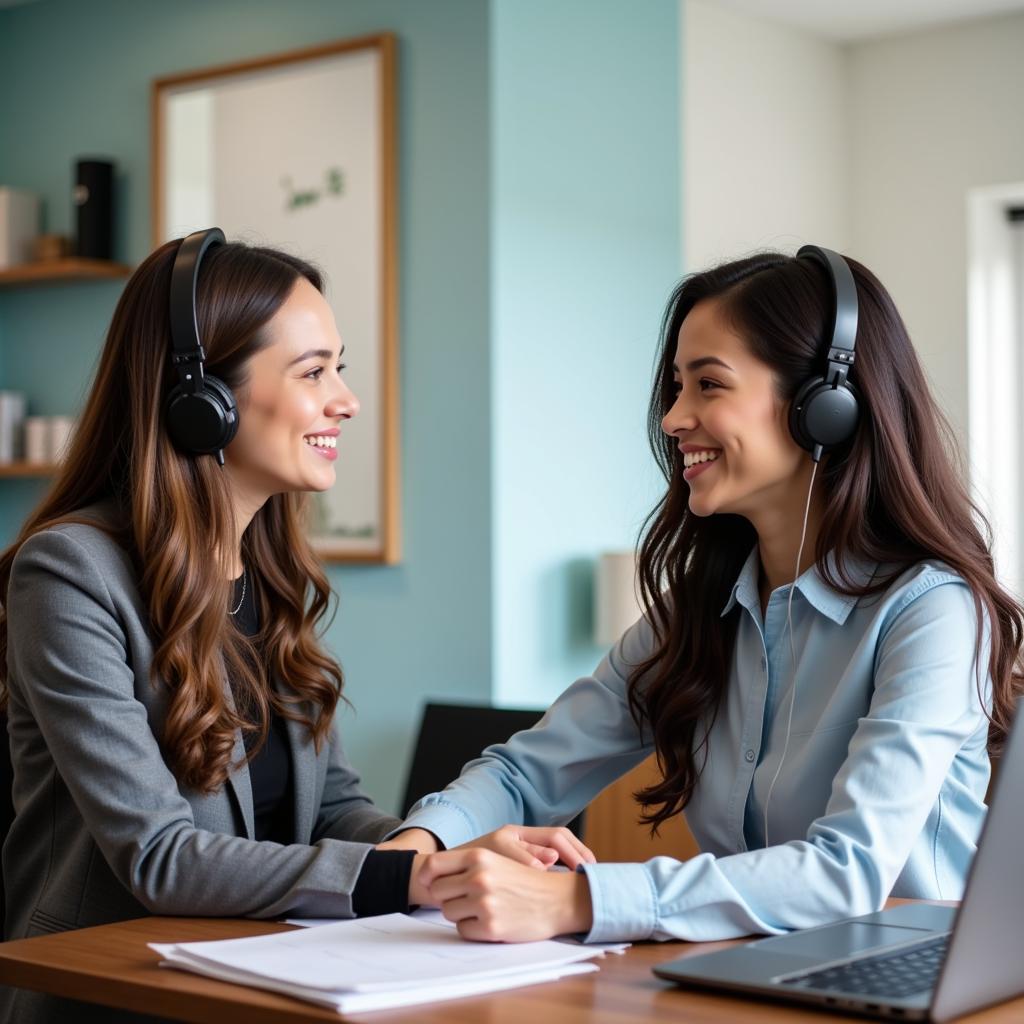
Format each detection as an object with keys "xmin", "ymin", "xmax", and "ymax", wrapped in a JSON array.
[{"xmin": 788, "ymin": 245, "xmax": 860, "ymax": 462}]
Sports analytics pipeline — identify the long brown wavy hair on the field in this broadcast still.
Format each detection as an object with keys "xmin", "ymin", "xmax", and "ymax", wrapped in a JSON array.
[
  {"xmin": 0, "ymin": 239, "xmax": 345, "ymax": 793},
  {"xmin": 630, "ymin": 252, "xmax": 1024, "ymax": 830}
]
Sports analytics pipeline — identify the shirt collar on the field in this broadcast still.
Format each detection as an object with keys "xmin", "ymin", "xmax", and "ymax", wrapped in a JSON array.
[
  {"xmin": 721, "ymin": 545, "xmax": 761, "ymax": 619},
  {"xmin": 721, "ymin": 546, "xmax": 876, "ymax": 625}
]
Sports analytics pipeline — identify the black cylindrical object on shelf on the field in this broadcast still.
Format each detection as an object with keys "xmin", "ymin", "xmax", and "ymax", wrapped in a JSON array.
[{"xmin": 73, "ymin": 158, "xmax": 114, "ymax": 259}]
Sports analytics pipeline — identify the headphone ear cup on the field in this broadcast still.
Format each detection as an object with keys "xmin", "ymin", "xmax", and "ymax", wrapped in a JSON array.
[
  {"xmin": 789, "ymin": 376, "xmax": 822, "ymax": 452},
  {"xmin": 165, "ymin": 375, "xmax": 238, "ymax": 455},
  {"xmin": 203, "ymin": 375, "xmax": 239, "ymax": 448},
  {"xmin": 789, "ymin": 376, "xmax": 860, "ymax": 453}
]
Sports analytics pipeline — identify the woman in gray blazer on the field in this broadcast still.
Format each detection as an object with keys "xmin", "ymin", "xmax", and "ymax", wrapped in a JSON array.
[{"xmin": 0, "ymin": 230, "xmax": 586, "ymax": 1024}]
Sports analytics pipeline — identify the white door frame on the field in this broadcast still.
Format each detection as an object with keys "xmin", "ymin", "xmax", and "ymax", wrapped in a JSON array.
[{"xmin": 967, "ymin": 183, "xmax": 1024, "ymax": 598}]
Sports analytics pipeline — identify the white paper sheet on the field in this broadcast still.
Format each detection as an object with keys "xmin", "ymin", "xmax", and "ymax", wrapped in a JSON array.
[
  {"xmin": 286, "ymin": 908, "xmax": 631, "ymax": 954},
  {"xmin": 159, "ymin": 956, "xmax": 598, "ymax": 1013},
  {"xmin": 149, "ymin": 912, "xmax": 610, "ymax": 1013}
]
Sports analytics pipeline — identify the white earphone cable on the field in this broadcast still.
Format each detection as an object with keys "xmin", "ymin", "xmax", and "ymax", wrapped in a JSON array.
[{"xmin": 762, "ymin": 459, "xmax": 818, "ymax": 847}]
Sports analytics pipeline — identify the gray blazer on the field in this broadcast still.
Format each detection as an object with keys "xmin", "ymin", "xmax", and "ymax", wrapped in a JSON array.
[{"xmin": 1, "ymin": 511, "xmax": 400, "ymax": 1023}]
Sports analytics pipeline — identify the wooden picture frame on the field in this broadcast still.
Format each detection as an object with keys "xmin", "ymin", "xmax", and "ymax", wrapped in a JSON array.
[{"xmin": 152, "ymin": 34, "xmax": 399, "ymax": 563}]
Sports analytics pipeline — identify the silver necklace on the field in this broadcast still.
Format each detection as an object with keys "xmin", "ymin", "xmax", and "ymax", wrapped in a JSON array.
[{"xmin": 229, "ymin": 568, "xmax": 247, "ymax": 616}]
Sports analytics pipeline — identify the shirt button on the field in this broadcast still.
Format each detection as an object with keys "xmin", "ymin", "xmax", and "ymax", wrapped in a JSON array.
[{"xmin": 745, "ymin": 749, "xmax": 755, "ymax": 762}]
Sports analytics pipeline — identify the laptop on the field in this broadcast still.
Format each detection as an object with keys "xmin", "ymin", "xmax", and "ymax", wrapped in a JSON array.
[{"xmin": 653, "ymin": 701, "xmax": 1024, "ymax": 1021}]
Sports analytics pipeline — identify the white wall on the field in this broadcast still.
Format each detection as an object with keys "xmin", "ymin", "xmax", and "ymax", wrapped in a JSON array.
[
  {"xmin": 847, "ymin": 13, "xmax": 1024, "ymax": 443},
  {"xmin": 682, "ymin": 0, "xmax": 849, "ymax": 270},
  {"xmin": 684, "ymin": 3, "xmax": 1024, "ymax": 451}
]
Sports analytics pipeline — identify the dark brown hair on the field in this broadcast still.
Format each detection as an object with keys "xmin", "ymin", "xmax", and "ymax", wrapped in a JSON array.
[
  {"xmin": 0, "ymin": 239, "xmax": 344, "ymax": 793},
  {"xmin": 630, "ymin": 252, "xmax": 1024, "ymax": 830}
]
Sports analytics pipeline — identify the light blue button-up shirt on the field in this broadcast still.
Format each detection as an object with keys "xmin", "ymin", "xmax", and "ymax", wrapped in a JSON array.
[{"xmin": 402, "ymin": 548, "xmax": 991, "ymax": 942}]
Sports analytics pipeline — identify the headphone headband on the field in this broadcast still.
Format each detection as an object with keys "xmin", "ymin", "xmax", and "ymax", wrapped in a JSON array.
[
  {"xmin": 797, "ymin": 244, "xmax": 858, "ymax": 385},
  {"xmin": 169, "ymin": 228, "xmax": 225, "ymax": 388}
]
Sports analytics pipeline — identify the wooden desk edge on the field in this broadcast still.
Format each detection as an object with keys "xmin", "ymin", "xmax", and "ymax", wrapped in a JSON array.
[{"xmin": 0, "ymin": 918, "xmax": 343, "ymax": 1023}]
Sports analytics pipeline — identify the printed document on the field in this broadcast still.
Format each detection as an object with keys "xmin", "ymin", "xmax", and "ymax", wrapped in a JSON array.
[{"xmin": 151, "ymin": 912, "xmax": 608, "ymax": 1013}]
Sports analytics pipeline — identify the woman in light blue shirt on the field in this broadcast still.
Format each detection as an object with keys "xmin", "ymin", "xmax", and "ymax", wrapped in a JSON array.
[{"xmin": 382, "ymin": 248, "xmax": 1024, "ymax": 944}]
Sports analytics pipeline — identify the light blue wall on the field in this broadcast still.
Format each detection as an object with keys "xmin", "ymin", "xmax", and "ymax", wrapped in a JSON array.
[
  {"xmin": 0, "ymin": 0, "xmax": 682, "ymax": 809},
  {"xmin": 0, "ymin": 0, "xmax": 493, "ymax": 813},
  {"xmin": 490, "ymin": 0, "xmax": 680, "ymax": 705}
]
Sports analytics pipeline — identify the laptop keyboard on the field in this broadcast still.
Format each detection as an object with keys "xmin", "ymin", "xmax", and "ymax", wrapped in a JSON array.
[{"xmin": 781, "ymin": 934, "xmax": 949, "ymax": 999}]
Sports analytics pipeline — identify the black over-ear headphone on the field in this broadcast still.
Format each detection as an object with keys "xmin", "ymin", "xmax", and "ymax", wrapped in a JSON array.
[
  {"xmin": 788, "ymin": 244, "xmax": 860, "ymax": 463},
  {"xmin": 165, "ymin": 227, "xmax": 239, "ymax": 466}
]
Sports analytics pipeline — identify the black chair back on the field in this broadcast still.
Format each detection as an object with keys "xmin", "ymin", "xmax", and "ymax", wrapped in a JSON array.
[{"xmin": 401, "ymin": 701, "xmax": 584, "ymax": 837}]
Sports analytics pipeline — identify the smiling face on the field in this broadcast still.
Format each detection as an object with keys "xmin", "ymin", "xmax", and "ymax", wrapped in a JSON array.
[
  {"xmin": 224, "ymin": 276, "xmax": 358, "ymax": 509},
  {"xmin": 662, "ymin": 297, "xmax": 806, "ymax": 521}
]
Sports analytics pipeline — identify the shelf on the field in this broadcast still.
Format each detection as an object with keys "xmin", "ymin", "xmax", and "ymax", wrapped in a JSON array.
[
  {"xmin": 0, "ymin": 462, "xmax": 58, "ymax": 478},
  {"xmin": 0, "ymin": 259, "xmax": 132, "ymax": 287}
]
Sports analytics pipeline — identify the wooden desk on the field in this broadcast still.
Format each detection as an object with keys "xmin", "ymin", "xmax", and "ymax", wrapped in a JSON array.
[{"xmin": 0, "ymin": 912, "xmax": 1021, "ymax": 1023}]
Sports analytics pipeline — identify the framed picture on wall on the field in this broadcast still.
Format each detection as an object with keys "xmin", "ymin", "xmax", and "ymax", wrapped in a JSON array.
[{"xmin": 152, "ymin": 34, "xmax": 400, "ymax": 563}]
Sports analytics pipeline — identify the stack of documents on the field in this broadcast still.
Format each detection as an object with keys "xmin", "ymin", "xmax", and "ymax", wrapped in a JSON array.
[{"xmin": 151, "ymin": 913, "xmax": 613, "ymax": 1013}]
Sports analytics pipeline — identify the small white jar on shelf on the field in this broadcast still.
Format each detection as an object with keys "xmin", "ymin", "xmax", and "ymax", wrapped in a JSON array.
[{"xmin": 23, "ymin": 416, "xmax": 49, "ymax": 464}]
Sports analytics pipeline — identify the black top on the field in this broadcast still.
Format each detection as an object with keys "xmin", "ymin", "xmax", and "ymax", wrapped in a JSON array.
[
  {"xmin": 230, "ymin": 571, "xmax": 292, "ymax": 843},
  {"xmin": 228, "ymin": 570, "xmax": 413, "ymax": 915}
]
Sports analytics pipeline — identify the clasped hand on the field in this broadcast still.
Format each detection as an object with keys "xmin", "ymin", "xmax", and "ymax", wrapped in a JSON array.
[{"xmin": 377, "ymin": 825, "xmax": 596, "ymax": 941}]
